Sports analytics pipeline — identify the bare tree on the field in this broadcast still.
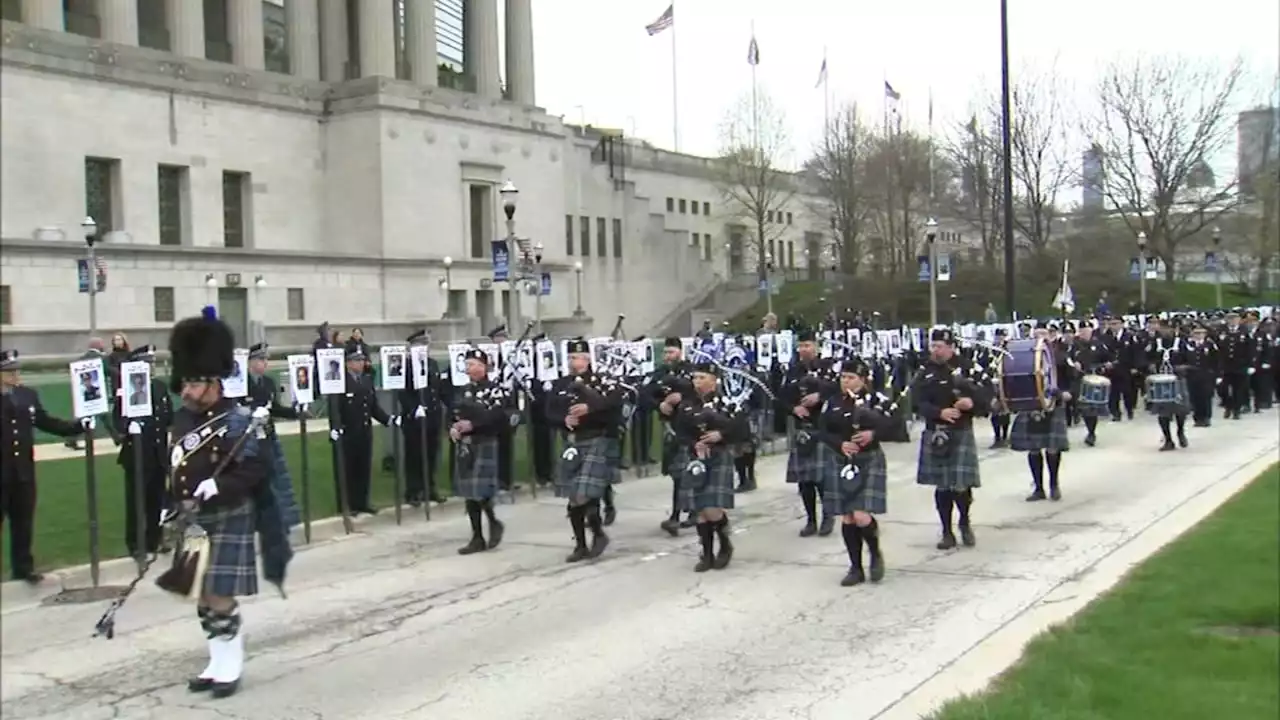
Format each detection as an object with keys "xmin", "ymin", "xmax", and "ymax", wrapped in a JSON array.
[
  {"xmin": 807, "ymin": 103, "xmax": 874, "ymax": 274},
  {"xmin": 1004, "ymin": 66, "xmax": 1072, "ymax": 251},
  {"xmin": 1086, "ymin": 56, "xmax": 1245, "ymax": 281},
  {"xmin": 716, "ymin": 90, "xmax": 797, "ymax": 280},
  {"xmin": 942, "ymin": 114, "xmax": 1004, "ymax": 267},
  {"xmin": 861, "ymin": 124, "xmax": 934, "ymax": 278}
]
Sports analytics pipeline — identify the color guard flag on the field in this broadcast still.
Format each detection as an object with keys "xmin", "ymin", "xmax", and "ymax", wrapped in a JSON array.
[{"xmin": 646, "ymin": 4, "xmax": 673, "ymax": 35}]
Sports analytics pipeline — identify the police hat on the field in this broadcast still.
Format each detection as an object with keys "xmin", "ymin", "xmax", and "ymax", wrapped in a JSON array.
[
  {"xmin": 129, "ymin": 344, "xmax": 158, "ymax": 361},
  {"xmin": 248, "ymin": 342, "xmax": 268, "ymax": 360},
  {"xmin": 664, "ymin": 337, "xmax": 682, "ymax": 349},
  {"xmin": 691, "ymin": 361, "xmax": 719, "ymax": 376},
  {"xmin": 0, "ymin": 349, "xmax": 19, "ymax": 370},
  {"xmin": 406, "ymin": 329, "xmax": 429, "ymax": 345},
  {"xmin": 841, "ymin": 357, "xmax": 871, "ymax": 377},
  {"xmin": 345, "ymin": 347, "xmax": 366, "ymax": 361},
  {"xmin": 796, "ymin": 328, "xmax": 817, "ymax": 343},
  {"xmin": 464, "ymin": 348, "xmax": 490, "ymax": 365},
  {"xmin": 930, "ymin": 327, "xmax": 957, "ymax": 345},
  {"xmin": 566, "ymin": 338, "xmax": 590, "ymax": 355},
  {"xmin": 486, "ymin": 325, "xmax": 508, "ymax": 340}
]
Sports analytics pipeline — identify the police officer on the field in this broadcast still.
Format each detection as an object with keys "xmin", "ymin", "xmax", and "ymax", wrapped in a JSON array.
[
  {"xmin": 1219, "ymin": 310, "xmax": 1253, "ymax": 420},
  {"xmin": 112, "ymin": 345, "xmax": 173, "ymax": 558},
  {"xmin": 1183, "ymin": 323, "xmax": 1219, "ymax": 427},
  {"xmin": 330, "ymin": 347, "xmax": 391, "ymax": 515},
  {"xmin": 527, "ymin": 333, "xmax": 556, "ymax": 489},
  {"xmin": 399, "ymin": 330, "xmax": 446, "ymax": 506},
  {"xmin": 1, "ymin": 349, "xmax": 86, "ymax": 582},
  {"xmin": 243, "ymin": 343, "xmax": 301, "ymax": 528},
  {"xmin": 486, "ymin": 325, "xmax": 518, "ymax": 492}
]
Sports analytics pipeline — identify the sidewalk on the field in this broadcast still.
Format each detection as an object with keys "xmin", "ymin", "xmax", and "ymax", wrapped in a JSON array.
[{"xmin": 34, "ymin": 419, "xmax": 323, "ymax": 462}]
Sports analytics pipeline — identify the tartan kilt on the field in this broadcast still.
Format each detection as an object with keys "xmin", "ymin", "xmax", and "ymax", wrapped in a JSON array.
[
  {"xmin": 785, "ymin": 442, "xmax": 826, "ymax": 485},
  {"xmin": 196, "ymin": 499, "xmax": 259, "ymax": 599},
  {"xmin": 679, "ymin": 446, "xmax": 736, "ymax": 512},
  {"xmin": 916, "ymin": 424, "xmax": 982, "ymax": 491},
  {"xmin": 453, "ymin": 436, "xmax": 500, "ymax": 500},
  {"xmin": 1010, "ymin": 406, "xmax": 1071, "ymax": 452},
  {"xmin": 822, "ymin": 446, "xmax": 888, "ymax": 515},
  {"xmin": 663, "ymin": 439, "xmax": 688, "ymax": 479},
  {"xmin": 555, "ymin": 435, "xmax": 619, "ymax": 501}
]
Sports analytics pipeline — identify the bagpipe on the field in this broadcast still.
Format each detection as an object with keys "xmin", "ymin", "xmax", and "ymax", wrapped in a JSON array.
[
  {"xmin": 688, "ymin": 342, "xmax": 777, "ymax": 413},
  {"xmin": 93, "ymin": 407, "xmax": 270, "ymax": 640},
  {"xmin": 673, "ymin": 391, "xmax": 746, "ymax": 483}
]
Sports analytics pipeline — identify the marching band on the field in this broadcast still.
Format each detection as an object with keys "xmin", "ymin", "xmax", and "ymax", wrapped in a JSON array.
[{"xmin": 2, "ymin": 304, "xmax": 1276, "ymax": 702}]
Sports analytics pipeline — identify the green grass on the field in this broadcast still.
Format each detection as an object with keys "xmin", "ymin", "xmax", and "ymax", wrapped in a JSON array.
[
  {"xmin": 4, "ymin": 416, "xmax": 672, "ymax": 576},
  {"xmin": 931, "ymin": 464, "xmax": 1280, "ymax": 720}
]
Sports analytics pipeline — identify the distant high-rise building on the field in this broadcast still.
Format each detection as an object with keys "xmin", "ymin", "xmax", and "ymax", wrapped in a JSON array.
[
  {"xmin": 1237, "ymin": 106, "xmax": 1280, "ymax": 197},
  {"xmin": 1081, "ymin": 144, "xmax": 1105, "ymax": 210}
]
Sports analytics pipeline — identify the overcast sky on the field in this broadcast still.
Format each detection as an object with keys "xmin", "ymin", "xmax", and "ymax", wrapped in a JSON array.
[{"xmin": 525, "ymin": 0, "xmax": 1279, "ymax": 174}]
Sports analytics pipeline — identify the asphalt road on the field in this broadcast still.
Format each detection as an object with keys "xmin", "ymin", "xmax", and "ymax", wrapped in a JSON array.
[{"xmin": 2, "ymin": 412, "xmax": 1277, "ymax": 720}]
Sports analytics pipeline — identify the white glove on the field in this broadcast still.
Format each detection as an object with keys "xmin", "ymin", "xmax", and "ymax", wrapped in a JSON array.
[
  {"xmin": 80, "ymin": 416, "xmax": 96, "ymax": 431},
  {"xmin": 251, "ymin": 406, "xmax": 270, "ymax": 421},
  {"xmin": 193, "ymin": 478, "xmax": 219, "ymax": 501},
  {"xmin": 414, "ymin": 406, "xmax": 426, "ymax": 419},
  {"xmin": 393, "ymin": 416, "xmax": 402, "ymax": 427},
  {"xmin": 1247, "ymin": 367, "xmax": 1256, "ymax": 375},
  {"xmin": 128, "ymin": 421, "xmax": 142, "ymax": 436},
  {"xmin": 1215, "ymin": 377, "xmax": 1222, "ymax": 385},
  {"xmin": 1263, "ymin": 364, "xmax": 1272, "ymax": 370},
  {"xmin": 329, "ymin": 429, "xmax": 341, "ymax": 441}
]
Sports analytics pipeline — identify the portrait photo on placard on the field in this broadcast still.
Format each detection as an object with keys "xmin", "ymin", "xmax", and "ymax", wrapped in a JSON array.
[
  {"xmin": 122, "ymin": 360, "xmax": 153, "ymax": 418},
  {"xmin": 536, "ymin": 340, "xmax": 558, "ymax": 382},
  {"xmin": 409, "ymin": 345, "xmax": 430, "ymax": 389},
  {"xmin": 287, "ymin": 354, "xmax": 315, "ymax": 406},
  {"xmin": 223, "ymin": 349, "xmax": 249, "ymax": 398},
  {"xmin": 447, "ymin": 343, "xmax": 471, "ymax": 387},
  {"xmin": 775, "ymin": 332, "xmax": 794, "ymax": 365},
  {"xmin": 315, "ymin": 347, "xmax": 347, "ymax": 395},
  {"xmin": 380, "ymin": 346, "xmax": 407, "ymax": 391},
  {"xmin": 479, "ymin": 342, "xmax": 501, "ymax": 381},
  {"xmin": 69, "ymin": 357, "xmax": 108, "ymax": 418}
]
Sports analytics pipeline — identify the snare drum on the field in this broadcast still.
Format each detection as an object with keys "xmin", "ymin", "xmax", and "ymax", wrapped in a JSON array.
[
  {"xmin": 999, "ymin": 339, "xmax": 1058, "ymax": 413},
  {"xmin": 1145, "ymin": 373, "xmax": 1186, "ymax": 415},
  {"xmin": 1080, "ymin": 374, "xmax": 1111, "ymax": 408}
]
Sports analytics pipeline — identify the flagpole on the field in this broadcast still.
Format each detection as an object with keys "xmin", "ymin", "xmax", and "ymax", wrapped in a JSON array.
[
  {"xmin": 822, "ymin": 47, "xmax": 829, "ymax": 139},
  {"xmin": 928, "ymin": 86, "xmax": 935, "ymax": 208},
  {"xmin": 750, "ymin": 21, "xmax": 759, "ymax": 162},
  {"xmin": 671, "ymin": 1, "xmax": 679, "ymax": 152}
]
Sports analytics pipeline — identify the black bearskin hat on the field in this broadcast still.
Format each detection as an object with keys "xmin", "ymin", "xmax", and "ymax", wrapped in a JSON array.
[{"xmin": 168, "ymin": 306, "xmax": 235, "ymax": 392}]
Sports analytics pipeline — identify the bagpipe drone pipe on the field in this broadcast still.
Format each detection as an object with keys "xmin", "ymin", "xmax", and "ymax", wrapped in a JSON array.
[{"xmin": 822, "ymin": 335, "xmax": 913, "ymax": 443}]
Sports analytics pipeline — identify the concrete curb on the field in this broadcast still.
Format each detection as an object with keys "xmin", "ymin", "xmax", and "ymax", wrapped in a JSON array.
[{"xmin": 876, "ymin": 445, "xmax": 1280, "ymax": 720}]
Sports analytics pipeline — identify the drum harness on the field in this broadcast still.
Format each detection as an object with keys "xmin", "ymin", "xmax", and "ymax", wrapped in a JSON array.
[{"xmin": 92, "ymin": 410, "xmax": 269, "ymax": 640}]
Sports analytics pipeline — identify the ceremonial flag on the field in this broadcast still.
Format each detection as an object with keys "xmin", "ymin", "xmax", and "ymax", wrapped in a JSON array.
[
  {"xmin": 747, "ymin": 35, "xmax": 760, "ymax": 65},
  {"xmin": 1052, "ymin": 259, "xmax": 1076, "ymax": 314},
  {"xmin": 884, "ymin": 81, "xmax": 900, "ymax": 100},
  {"xmin": 815, "ymin": 57, "xmax": 827, "ymax": 88},
  {"xmin": 645, "ymin": 4, "xmax": 673, "ymax": 35}
]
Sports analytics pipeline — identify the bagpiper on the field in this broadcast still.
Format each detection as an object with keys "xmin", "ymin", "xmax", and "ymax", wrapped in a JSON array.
[
  {"xmin": 779, "ymin": 329, "xmax": 841, "ymax": 537},
  {"xmin": 647, "ymin": 337, "xmax": 698, "ymax": 536},
  {"xmin": 449, "ymin": 348, "xmax": 508, "ymax": 555}
]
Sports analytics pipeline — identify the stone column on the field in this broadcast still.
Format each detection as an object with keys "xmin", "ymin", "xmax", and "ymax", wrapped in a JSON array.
[
  {"xmin": 465, "ymin": 0, "xmax": 500, "ymax": 98},
  {"xmin": 319, "ymin": 0, "xmax": 348, "ymax": 81},
  {"xmin": 21, "ymin": 0, "xmax": 63, "ymax": 31},
  {"xmin": 228, "ymin": 0, "xmax": 265, "ymax": 69},
  {"xmin": 96, "ymin": 0, "xmax": 139, "ymax": 45},
  {"xmin": 405, "ymin": 0, "xmax": 437, "ymax": 87},
  {"xmin": 504, "ymin": 0, "xmax": 534, "ymax": 105},
  {"xmin": 286, "ymin": 0, "xmax": 321, "ymax": 80},
  {"xmin": 358, "ymin": 0, "xmax": 395, "ymax": 78},
  {"xmin": 164, "ymin": 0, "xmax": 205, "ymax": 58}
]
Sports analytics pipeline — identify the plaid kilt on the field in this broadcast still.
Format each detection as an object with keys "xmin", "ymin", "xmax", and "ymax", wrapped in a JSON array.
[
  {"xmin": 196, "ymin": 499, "xmax": 259, "ymax": 598},
  {"xmin": 1010, "ymin": 406, "xmax": 1071, "ymax": 452},
  {"xmin": 785, "ymin": 439, "xmax": 826, "ymax": 485},
  {"xmin": 662, "ymin": 438, "xmax": 688, "ymax": 479},
  {"xmin": 916, "ymin": 424, "xmax": 982, "ymax": 491},
  {"xmin": 555, "ymin": 435, "xmax": 619, "ymax": 501},
  {"xmin": 453, "ymin": 436, "xmax": 500, "ymax": 500},
  {"xmin": 679, "ymin": 446, "xmax": 736, "ymax": 512},
  {"xmin": 822, "ymin": 446, "xmax": 888, "ymax": 515}
]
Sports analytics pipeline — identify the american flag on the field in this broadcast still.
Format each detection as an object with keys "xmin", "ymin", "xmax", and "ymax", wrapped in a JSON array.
[
  {"xmin": 884, "ymin": 81, "xmax": 900, "ymax": 101},
  {"xmin": 94, "ymin": 256, "xmax": 107, "ymax": 272},
  {"xmin": 645, "ymin": 4, "xmax": 673, "ymax": 36},
  {"xmin": 747, "ymin": 36, "xmax": 759, "ymax": 66}
]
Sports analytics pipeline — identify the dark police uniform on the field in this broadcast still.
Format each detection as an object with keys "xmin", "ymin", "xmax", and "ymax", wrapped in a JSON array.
[
  {"xmin": 241, "ymin": 343, "xmax": 300, "ymax": 528},
  {"xmin": 1182, "ymin": 327, "xmax": 1219, "ymax": 426},
  {"xmin": 113, "ymin": 346, "xmax": 174, "ymax": 557},
  {"xmin": 1219, "ymin": 317, "xmax": 1253, "ymax": 419},
  {"xmin": 1103, "ymin": 324, "xmax": 1144, "ymax": 420},
  {"xmin": 1, "ymin": 350, "xmax": 83, "ymax": 582},
  {"xmin": 398, "ymin": 331, "xmax": 446, "ymax": 505},
  {"xmin": 331, "ymin": 349, "xmax": 391, "ymax": 514}
]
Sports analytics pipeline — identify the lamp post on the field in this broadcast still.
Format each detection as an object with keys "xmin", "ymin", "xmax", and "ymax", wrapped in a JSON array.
[
  {"xmin": 253, "ymin": 275, "xmax": 266, "ymax": 344},
  {"xmin": 81, "ymin": 216, "xmax": 98, "ymax": 342},
  {"xmin": 1136, "ymin": 231, "xmax": 1148, "ymax": 311},
  {"xmin": 763, "ymin": 252, "xmax": 775, "ymax": 316},
  {"xmin": 573, "ymin": 261, "xmax": 585, "ymax": 317},
  {"xmin": 439, "ymin": 256, "xmax": 453, "ymax": 318},
  {"xmin": 204, "ymin": 273, "xmax": 218, "ymax": 307},
  {"xmin": 949, "ymin": 293, "xmax": 959, "ymax": 325},
  {"xmin": 926, "ymin": 217, "xmax": 939, "ymax": 327},
  {"xmin": 1212, "ymin": 226, "xmax": 1223, "ymax": 308},
  {"xmin": 498, "ymin": 179, "xmax": 535, "ymax": 331}
]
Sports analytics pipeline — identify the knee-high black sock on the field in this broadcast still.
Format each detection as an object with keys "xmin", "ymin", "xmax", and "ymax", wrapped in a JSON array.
[
  {"xmin": 465, "ymin": 500, "xmax": 483, "ymax": 539},
  {"xmin": 934, "ymin": 490, "xmax": 955, "ymax": 533},
  {"xmin": 1027, "ymin": 451, "xmax": 1045, "ymax": 492},
  {"xmin": 999, "ymin": 415, "xmax": 1011, "ymax": 439},
  {"xmin": 863, "ymin": 517, "xmax": 881, "ymax": 556},
  {"xmin": 955, "ymin": 490, "xmax": 973, "ymax": 527},
  {"xmin": 800, "ymin": 483, "xmax": 818, "ymax": 522},
  {"xmin": 568, "ymin": 504, "xmax": 587, "ymax": 548},
  {"xmin": 669, "ymin": 478, "xmax": 681, "ymax": 521},
  {"xmin": 481, "ymin": 498, "xmax": 498, "ymax": 522},
  {"xmin": 1084, "ymin": 416, "xmax": 1098, "ymax": 434},
  {"xmin": 1175, "ymin": 415, "xmax": 1186, "ymax": 434},
  {"xmin": 990, "ymin": 416, "xmax": 1002, "ymax": 438},
  {"xmin": 586, "ymin": 499, "xmax": 605, "ymax": 535},
  {"xmin": 1046, "ymin": 452, "xmax": 1062, "ymax": 489},
  {"xmin": 697, "ymin": 521, "xmax": 715, "ymax": 558},
  {"xmin": 1158, "ymin": 416, "xmax": 1173, "ymax": 442},
  {"xmin": 744, "ymin": 451, "xmax": 757, "ymax": 482},
  {"xmin": 841, "ymin": 523, "xmax": 863, "ymax": 568},
  {"xmin": 734, "ymin": 455, "xmax": 749, "ymax": 485},
  {"xmin": 603, "ymin": 486, "xmax": 615, "ymax": 511}
]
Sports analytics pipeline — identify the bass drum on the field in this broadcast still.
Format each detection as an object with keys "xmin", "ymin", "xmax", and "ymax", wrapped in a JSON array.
[{"xmin": 999, "ymin": 339, "xmax": 1057, "ymax": 414}]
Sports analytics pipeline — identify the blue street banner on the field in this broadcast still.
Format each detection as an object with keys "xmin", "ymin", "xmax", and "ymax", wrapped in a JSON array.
[
  {"xmin": 491, "ymin": 239, "xmax": 510, "ymax": 282},
  {"xmin": 540, "ymin": 272, "xmax": 551, "ymax": 296},
  {"xmin": 917, "ymin": 255, "xmax": 931, "ymax": 282},
  {"xmin": 76, "ymin": 259, "xmax": 107, "ymax": 293},
  {"xmin": 1204, "ymin": 251, "xmax": 1217, "ymax": 272},
  {"xmin": 1128, "ymin": 257, "xmax": 1141, "ymax": 280}
]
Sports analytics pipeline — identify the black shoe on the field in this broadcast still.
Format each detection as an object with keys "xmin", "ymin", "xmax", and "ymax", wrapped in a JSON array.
[
  {"xmin": 603, "ymin": 506, "xmax": 617, "ymax": 527},
  {"xmin": 799, "ymin": 520, "xmax": 818, "ymax": 538},
  {"xmin": 1084, "ymin": 433, "xmax": 1097, "ymax": 447},
  {"xmin": 566, "ymin": 546, "xmax": 589, "ymax": 563},
  {"xmin": 1177, "ymin": 432, "xmax": 1188, "ymax": 448},
  {"xmin": 1049, "ymin": 485, "xmax": 1062, "ymax": 501},
  {"xmin": 1026, "ymin": 489, "xmax": 1047, "ymax": 502},
  {"xmin": 430, "ymin": 492, "xmax": 448, "ymax": 504},
  {"xmin": 587, "ymin": 531, "xmax": 610, "ymax": 559},
  {"xmin": 1111, "ymin": 415, "xmax": 1123, "ymax": 422},
  {"xmin": 13, "ymin": 572, "xmax": 43, "ymax": 585},
  {"xmin": 211, "ymin": 679, "xmax": 240, "ymax": 699},
  {"xmin": 356, "ymin": 506, "xmax": 379, "ymax": 516},
  {"xmin": 660, "ymin": 518, "xmax": 680, "ymax": 537},
  {"xmin": 818, "ymin": 516, "xmax": 835, "ymax": 537},
  {"xmin": 868, "ymin": 550, "xmax": 885, "ymax": 583},
  {"xmin": 487, "ymin": 519, "xmax": 505, "ymax": 550},
  {"xmin": 457, "ymin": 536, "xmax": 487, "ymax": 555},
  {"xmin": 988, "ymin": 439, "xmax": 1004, "ymax": 450},
  {"xmin": 187, "ymin": 677, "xmax": 215, "ymax": 693},
  {"xmin": 1159, "ymin": 439, "xmax": 1176, "ymax": 452},
  {"xmin": 936, "ymin": 531, "xmax": 957, "ymax": 550},
  {"xmin": 679, "ymin": 514, "xmax": 697, "ymax": 529},
  {"xmin": 841, "ymin": 566, "xmax": 866, "ymax": 586},
  {"xmin": 959, "ymin": 525, "xmax": 976, "ymax": 547},
  {"xmin": 1127, "ymin": 412, "xmax": 1134, "ymax": 420}
]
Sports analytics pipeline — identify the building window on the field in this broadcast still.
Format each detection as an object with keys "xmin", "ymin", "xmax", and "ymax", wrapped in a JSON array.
[
  {"xmin": 0, "ymin": 0, "xmax": 20, "ymax": 22},
  {"xmin": 157, "ymin": 164, "xmax": 189, "ymax": 246},
  {"xmin": 612, "ymin": 218, "xmax": 623, "ymax": 257},
  {"xmin": 264, "ymin": 0, "xmax": 289, "ymax": 73},
  {"xmin": 596, "ymin": 217, "xmax": 607, "ymax": 256},
  {"xmin": 691, "ymin": 231, "xmax": 699, "ymax": 247},
  {"xmin": 666, "ymin": 197, "xmax": 674, "ymax": 212},
  {"xmin": 84, "ymin": 157, "xmax": 120, "ymax": 236},
  {"xmin": 787, "ymin": 212, "xmax": 794, "ymax": 225},
  {"xmin": 0, "ymin": 284, "xmax": 9, "ymax": 324},
  {"xmin": 787, "ymin": 241, "xmax": 795, "ymax": 267},
  {"xmin": 138, "ymin": 0, "xmax": 169, "ymax": 50},
  {"xmin": 153, "ymin": 287, "xmax": 175, "ymax": 323},
  {"xmin": 767, "ymin": 210, "xmax": 774, "ymax": 223},
  {"xmin": 64, "ymin": 0, "xmax": 100, "ymax": 37},
  {"xmin": 702, "ymin": 235, "xmax": 712, "ymax": 261},
  {"xmin": 222, "ymin": 171, "xmax": 250, "ymax": 248},
  {"xmin": 469, "ymin": 185, "xmax": 491, "ymax": 259},
  {"xmin": 287, "ymin": 288, "xmax": 305, "ymax": 320},
  {"xmin": 564, "ymin": 215, "xmax": 574, "ymax": 255},
  {"xmin": 678, "ymin": 199, "xmax": 687, "ymax": 214},
  {"xmin": 703, "ymin": 201, "xmax": 711, "ymax": 215},
  {"xmin": 691, "ymin": 201, "xmax": 699, "ymax": 216},
  {"xmin": 579, "ymin": 215, "xmax": 590, "ymax": 256}
]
